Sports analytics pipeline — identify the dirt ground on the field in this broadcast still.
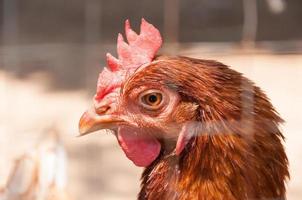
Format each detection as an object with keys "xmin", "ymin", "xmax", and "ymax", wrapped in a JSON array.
[{"xmin": 0, "ymin": 53, "xmax": 301, "ymax": 200}]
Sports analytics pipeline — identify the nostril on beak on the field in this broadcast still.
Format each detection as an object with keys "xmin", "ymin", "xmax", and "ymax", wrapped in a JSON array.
[{"xmin": 96, "ymin": 105, "xmax": 111, "ymax": 115}]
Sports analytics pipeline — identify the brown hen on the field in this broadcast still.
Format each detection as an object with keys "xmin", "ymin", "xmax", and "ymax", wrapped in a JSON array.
[{"xmin": 79, "ymin": 19, "xmax": 289, "ymax": 200}]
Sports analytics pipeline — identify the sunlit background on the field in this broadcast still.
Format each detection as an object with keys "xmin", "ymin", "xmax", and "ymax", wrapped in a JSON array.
[{"xmin": 0, "ymin": 0, "xmax": 301, "ymax": 199}]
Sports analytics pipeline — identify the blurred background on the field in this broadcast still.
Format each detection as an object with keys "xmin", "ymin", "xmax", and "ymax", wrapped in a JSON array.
[{"xmin": 0, "ymin": 0, "xmax": 301, "ymax": 199}]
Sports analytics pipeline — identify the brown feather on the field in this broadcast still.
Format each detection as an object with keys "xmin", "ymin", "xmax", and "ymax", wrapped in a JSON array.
[{"xmin": 124, "ymin": 56, "xmax": 289, "ymax": 200}]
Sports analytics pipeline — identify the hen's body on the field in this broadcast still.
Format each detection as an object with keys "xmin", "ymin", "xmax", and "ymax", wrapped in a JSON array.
[
  {"xmin": 130, "ymin": 56, "xmax": 289, "ymax": 200},
  {"xmin": 0, "ymin": 130, "xmax": 71, "ymax": 200}
]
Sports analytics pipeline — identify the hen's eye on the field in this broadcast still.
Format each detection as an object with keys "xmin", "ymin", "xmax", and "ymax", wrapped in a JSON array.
[
  {"xmin": 144, "ymin": 93, "xmax": 162, "ymax": 105},
  {"xmin": 139, "ymin": 90, "xmax": 163, "ymax": 110}
]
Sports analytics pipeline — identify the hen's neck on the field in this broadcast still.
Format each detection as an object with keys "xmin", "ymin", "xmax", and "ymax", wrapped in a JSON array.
[{"xmin": 138, "ymin": 134, "xmax": 287, "ymax": 200}]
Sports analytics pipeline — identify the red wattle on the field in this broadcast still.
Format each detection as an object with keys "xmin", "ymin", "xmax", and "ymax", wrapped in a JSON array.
[{"xmin": 117, "ymin": 126, "xmax": 161, "ymax": 167}]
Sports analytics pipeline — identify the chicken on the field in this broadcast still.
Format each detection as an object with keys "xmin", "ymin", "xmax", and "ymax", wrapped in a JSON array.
[
  {"xmin": 0, "ymin": 128, "xmax": 71, "ymax": 200},
  {"xmin": 79, "ymin": 19, "xmax": 289, "ymax": 200}
]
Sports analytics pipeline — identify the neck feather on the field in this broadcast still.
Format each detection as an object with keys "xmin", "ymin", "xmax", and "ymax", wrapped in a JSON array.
[{"xmin": 138, "ymin": 128, "xmax": 288, "ymax": 200}]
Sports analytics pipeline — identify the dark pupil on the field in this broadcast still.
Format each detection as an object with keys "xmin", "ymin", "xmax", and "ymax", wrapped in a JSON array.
[{"xmin": 148, "ymin": 95, "xmax": 158, "ymax": 103}]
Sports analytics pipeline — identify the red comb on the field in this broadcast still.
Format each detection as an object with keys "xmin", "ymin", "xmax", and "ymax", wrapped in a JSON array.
[{"xmin": 95, "ymin": 19, "xmax": 162, "ymax": 101}]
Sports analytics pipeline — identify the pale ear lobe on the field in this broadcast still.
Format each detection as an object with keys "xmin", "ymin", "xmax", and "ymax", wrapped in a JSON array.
[{"xmin": 175, "ymin": 121, "xmax": 202, "ymax": 155}]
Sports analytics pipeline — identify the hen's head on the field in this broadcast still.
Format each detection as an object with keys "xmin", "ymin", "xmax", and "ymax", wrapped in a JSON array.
[{"xmin": 78, "ymin": 19, "xmax": 283, "ymax": 169}]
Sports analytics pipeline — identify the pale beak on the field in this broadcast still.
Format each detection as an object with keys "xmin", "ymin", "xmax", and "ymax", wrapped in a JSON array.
[{"xmin": 78, "ymin": 110, "xmax": 123, "ymax": 136}]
